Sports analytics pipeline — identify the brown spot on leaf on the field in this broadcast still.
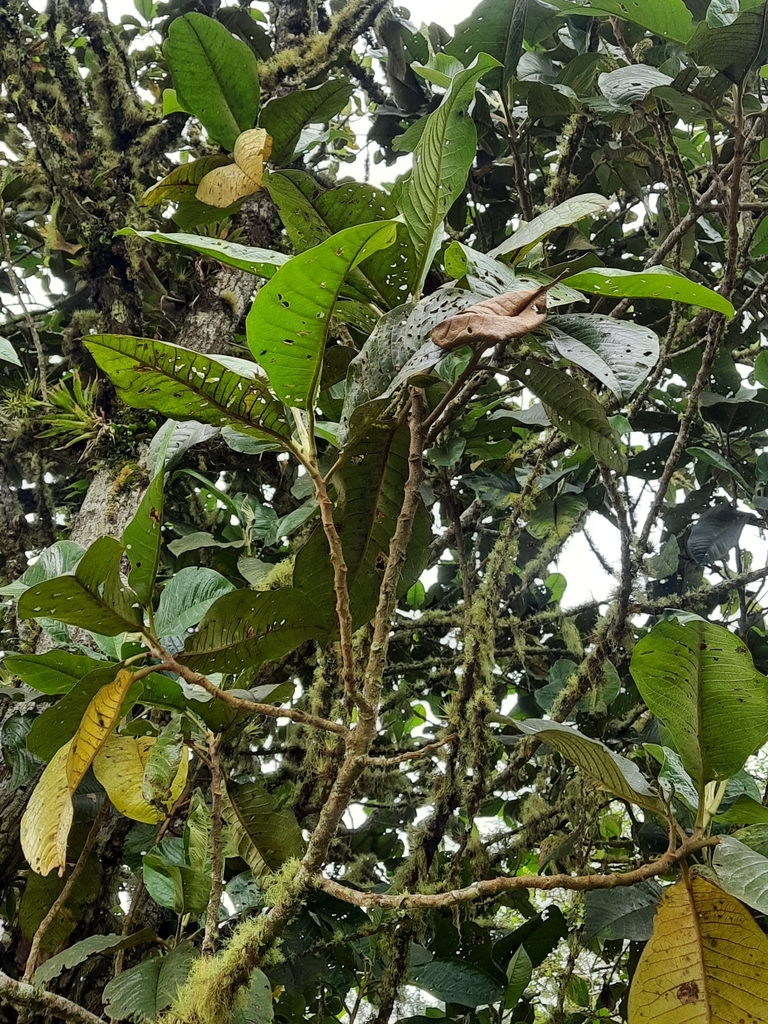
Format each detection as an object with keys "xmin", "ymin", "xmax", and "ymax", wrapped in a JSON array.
[{"xmin": 676, "ymin": 982, "xmax": 699, "ymax": 1004}]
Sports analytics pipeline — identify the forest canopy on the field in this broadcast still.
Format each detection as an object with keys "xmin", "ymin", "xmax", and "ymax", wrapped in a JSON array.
[{"xmin": 3, "ymin": 0, "xmax": 768, "ymax": 1022}]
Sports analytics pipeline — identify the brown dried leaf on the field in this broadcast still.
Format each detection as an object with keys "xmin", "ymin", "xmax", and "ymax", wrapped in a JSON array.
[{"xmin": 431, "ymin": 285, "xmax": 550, "ymax": 351}]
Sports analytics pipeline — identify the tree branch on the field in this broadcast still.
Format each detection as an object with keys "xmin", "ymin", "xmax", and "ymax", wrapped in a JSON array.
[{"xmin": 0, "ymin": 971, "xmax": 106, "ymax": 1024}]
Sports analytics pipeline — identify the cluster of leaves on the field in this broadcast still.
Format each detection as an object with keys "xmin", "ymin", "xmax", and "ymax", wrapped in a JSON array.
[{"xmin": 5, "ymin": 1, "xmax": 768, "ymax": 1023}]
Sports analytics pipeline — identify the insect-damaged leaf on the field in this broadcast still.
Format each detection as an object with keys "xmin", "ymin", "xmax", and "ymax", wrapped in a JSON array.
[
  {"xmin": 67, "ymin": 669, "xmax": 135, "ymax": 795},
  {"xmin": 223, "ymin": 778, "xmax": 305, "ymax": 877},
  {"xmin": 431, "ymin": 285, "xmax": 550, "ymax": 351}
]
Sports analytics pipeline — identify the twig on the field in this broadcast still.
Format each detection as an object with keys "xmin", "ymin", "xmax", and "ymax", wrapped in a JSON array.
[
  {"xmin": 0, "ymin": 971, "xmax": 106, "ymax": 1024},
  {"xmin": 0, "ymin": 206, "xmax": 48, "ymax": 398},
  {"xmin": 365, "ymin": 734, "xmax": 457, "ymax": 767},
  {"xmin": 319, "ymin": 833, "xmax": 718, "ymax": 910},
  {"xmin": 202, "ymin": 733, "xmax": 224, "ymax": 957},
  {"xmin": 23, "ymin": 799, "xmax": 111, "ymax": 983}
]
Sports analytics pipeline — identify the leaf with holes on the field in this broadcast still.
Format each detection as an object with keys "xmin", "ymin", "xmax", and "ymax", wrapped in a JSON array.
[
  {"xmin": 93, "ymin": 735, "xmax": 189, "ymax": 823},
  {"xmin": 177, "ymin": 586, "xmax": 326, "ymax": 674},
  {"xmin": 513, "ymin": 362, "xmax": 626, "ymax": 472},
  {"xmin": 119, "ymin": 229, "xmax": 290, "ymax": 279},
  {"xmin": 266, "ymin": 170, "xmax": 416, "ymax": 308},
  {"xmin": 398, "ymin": 53, "xmax": 501, "ymax": 295},
  {"xmin": 260, "ymin": 79, "xmax": 354, "ymax": 164},
  {"xmin": 3, "ymin": 651, "xmax": 105, "ymax": 695},
  {"xmin": 446, "ymin": 0, "xmax": 527, "ymax": 90},
  {"xmin": 84, "ymin": 335, "xmax": 291, "ymax": 446},
  {"xmin": 545, "ymin": 314, "xmax": 659, "ymax": 401},
  {"xmin": 294, "ymin": 425, "xmax": 432, "ymax": 631},
  {"xmin": 566, "ymin": 268, "xmax": 734, "ymax": 317},
  {"xmin": 631, "ymin": 619, "xmax": 768, "ymax": 788},
  {"xmin": 17, "ymin": 536, "xmax": 141, "ymax": 636},
  {"xmin": 545, "ymin": 0, "xmax": 693, "ymax": 43},
  {"xmin": 628, "ymin": 876, "xmax": 768, "ymax": 1023},
  {"xmin": 67, "ymin": 669, "xmax": 135, "ymax": 795},
  {"xmin": 154, "ymin": 567, "xmax": 236, "ymax": 639},
  {"xmin": 164, "ymin": 13, "xmax": 260, "ymax": 150},
  {"xmin": 20, "ymin": 741, "xmax": 74, "ymax": 877},
  {"xmin": 488, "ymin": 193, "xmax": 610, "ymax": 262},
  {"xmin": 246, "ymin": 221, "xmax": 397, "ymax": 409}
]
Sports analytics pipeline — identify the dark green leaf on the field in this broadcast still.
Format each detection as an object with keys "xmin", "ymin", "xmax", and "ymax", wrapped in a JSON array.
[
  {"xmin": 3, "ymin": 651, "xmax": 103, "ymax": 695},
  {"xmin": 260, "ymin": 80, "xmax": 354, "ymax": 164},
  {"xmin": 513, "ymin": 362, "xmax": 627, "ymax": 472},
  {"xmin": 688, "ymin": 504, "xmax": 756, "ymax": 564},
  {"xmin": 224, "ymin": 778, "xmax": 305, "ymax": 874},
  {"xmin": 124, "ymin": 470, "xmax": 165, "ymax": 609},
  {"xmin": 102, "ymin": 941, "xmax": 195, "ymax": 1023},
  {"xmin": 645, "ymin": 535, "xmax": 680, "ymax": 580},
  {"xmin": 178, "ymin": 587, "xmax": 326, "ymax": 674},
  {"xmin": 583, "ymin": 881, "xmax": 662, "ymax": 942},
  {"xmin": 143, "ymin": 854, "xmax": 210, "ymax": 916},
  {"xmin": 34, "ymin": 929, "xmax": 154, "ymax": 987},
  {"xmin": 84, "ymin": 335, "xmax": 292, "ymax": 446},
  {"xmin": 164, "ymin": 14, "xmax": 260, "ymax": 150},
  {"xmin": 597, "ymin": 65, "xmax": 674, "ymax": 107},
  {"xmin": 230, "ymin": 968, "xmax": 274, "ymax": 1024},
  {"xmin": 409, "ymin": 958, "xmax": 505, "ymax": 1008},
  {"xmin": 246, "ymin": 221, "xmax": 397, "ymax": 409},
  {"xmin": 545, "ymin": 0, "xmax": 693, "ymax": 42},
  {"xmin": 1, "ymin": 713, "xmax": 42, "ymax": 788},
  {"xmin": 18, "ymin": 536, "xmax": 142, "ymax": 636},
  {"xmin": 691, "ymin": 6, "xmax": 768, "ymax": 81},
  {"xmin": 446, "ymin": 0, "xmax": 526, "ymax": 89}
]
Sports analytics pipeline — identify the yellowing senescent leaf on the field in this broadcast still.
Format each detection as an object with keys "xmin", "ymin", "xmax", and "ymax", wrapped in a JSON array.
[
  {"xmin": 196, "ymin": 128, "xmax": 273, "ymax": 208},
  {"xmin": 93, "ymin": 735, "xmax": 189, "ymax": 824},
  {"xmin": 629, "ymin": 874, "xmax": 768, "ymax": 1024},
  {"xmin": 21, "ymin": 741, "xmax": 74, "ymax": 877},
  {"xmin": 66, "ymin": 669, "xmax": 135, "ymax": 795}
]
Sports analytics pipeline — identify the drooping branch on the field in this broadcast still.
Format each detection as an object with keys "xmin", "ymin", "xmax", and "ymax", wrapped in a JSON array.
[{"xmin": 0, "ymin": 971, "xmax": 106, "ymax": 1024}]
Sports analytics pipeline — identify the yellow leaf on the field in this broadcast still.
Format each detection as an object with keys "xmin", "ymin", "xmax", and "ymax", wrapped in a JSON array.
[
  {"xmin": 66, "ymin": 669, "xmax": 134, "ymax": 795},
  {"xmin": 629, "ymin": 874, "xmax": 768, "ymax": 1023},
  {"xmin": 21, "ymin": 742, "xmax": 74, "ymax": 877},
  {"xmin": 196, "ymin": 127, "xmax": 272, "ymax": 208},
  {"xmin": 92, "ymin": 735, "xmax": 188, "ymax": 823}
]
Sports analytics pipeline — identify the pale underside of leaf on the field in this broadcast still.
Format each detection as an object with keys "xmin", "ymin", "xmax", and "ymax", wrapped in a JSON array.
[{"xmin": 21, "ymin": 741, "xmax": 74, "ymax": 877}]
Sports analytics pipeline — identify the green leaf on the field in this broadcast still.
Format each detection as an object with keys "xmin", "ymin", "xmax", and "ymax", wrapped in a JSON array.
[
  {"xmin": 546, "ymin": 314, "xmax": 659, "ymax": 401},
  {"xmin": 566, "ymin": 268, "xmax": 735, "ymax": 317},
  {"xmin": 34, "ymin": 929, "xmax": 154, "ymax": 987},
  {"xmin": 3, "ymin": 651, "xmax": 102, "ymax": 695},
  {"xmin": 545, "ymin": 0, "xmax": 693, "ymax": 43},
  {"xmin": 154, "ymin": 567, "xmax": 236, "ymax": 638},
  {"xmin": 18, "ymin": 536, "xmax": 142, "ymax": 636},
  {"xmin": 143, "ymin": 854, "xmax": 210, "ymax": 916},
  {"xmin": 715, "ymin": 794, "xmax": 768, "ymax": 824},
  {"xmin": 294, "ymin": 426, "xmax": 432, "ymax": 630},
  {"xmin": 597, "ymin": 65, "xmax": 674, "ymax": 107},
  {"xmin": 26, "ymin": 665, "xmax": 141, "ymax": 762},
  {"xmin": 707, "ymin": 0, "xmax": 741, "ymax": 28},
  {"xmin": 631, "ymin": 620, "xmax": 768, "ymax": 787},
  {"xmin": 260, "ymin": 80, "xmax": 354, "ymax": 164},
  {"xmin": 583, "ymin": 881, "xmax": 662, "ymax": 942},
  {"xmin": 398, "ymin": 53, "xmax": 501, "ymax": 295},
  {"xmin": 142, "ymin": 717, "xmax": 185, "ymax": 808},
  {"xmin": 84, "ymin": 335, "xmax": 291, "ymax": 446},
  {"xmin": 142, "ymin": 155, "xmax": 232, "ymax": 206},
  {"xmin": 513, "ymin": 362, "xmax": 627, "ymax": 472},
  {"xmin": 488, "ymin": 193, "xmax": 610, "ymax": 262},
  {"xmin": 177, "ymin": 587, "xmax": 326, "ymax": 674},
  {"xmin": 1, "ymin": 713, "xmax": 42, "ymax": 789},
  {"xmin": 119, "ymin": 229, "xmax": 290, "ymax": 278},
  {"xmin": 230, "ymin": 968, "xmax": 274, "ymax": 1024},
  {"xmin": 501, "ymin": 717, "xmax": 665, "ymax": 813},
  {"xmin": 714, "ymin": 836, "xmax": 768, "ymax": 914},
  {"xmin": 246, "ymin": 221, "xmax": 397, "ymax": 409},
  {"xmin": 164, "ymin": 13, "xmax": 260, "ymax": 150},
  {"xmin": 224, "ymin": 778, "xmax": 305, "ymax": 875},
  {"xmin": 102, "ymin": 940, "xmax": 195, "ymax": 1023},
  {"xmin": 527, "ymin": 497, "xmax": 587, "ymax": 541},
  {"xmin": 409, "ymin": 958, "xmax": 505, "ymax": 1008},
  {"xmin": 123, "ymin": 470, "xmax": 164, "ymax": 609},
  {"xmin": 687, "ymin": 446, "xmax": 750, "ymax": 491},
  {"xmin": 645, "ymin": 535, "xmax": 680, "ymax": 580},
  {"xmin": 0, "ymin": 335, "xmax": 21, "ymax": 365},
  {"xmin": 20, "ymin": 854, "xmax": 101, "ymax": 952},
  {"xmin": 732, "ymin": 824, "xmax": 768, "ymax": 857},
  {"xmin": 147, "ymin": 420, "xmax": 219, "ymax": 478},
  {"xmin": 644, "ymin": 744, "xmax": 700, "ymax": 812},
  {"xmin": 446, "ymin": 0, "xmax": 526, "ymax": 89},
  {"xmin": 691, "ymin": 6, "xmax": 768, "ymax": 81},
  {"xmin": 266, "ymin": 170, "xmax": 416, "ymax": 308},
  {"xmin": 688, "ymin": 504, "xmax": 755, "ymax": 564},
  {"xmin": 0, "ymin": 540, "xmax": 84, "ymax": 598},
  {"xmin": 505, "ymin": 945, "xmax": 532, "ymax": 1005}
]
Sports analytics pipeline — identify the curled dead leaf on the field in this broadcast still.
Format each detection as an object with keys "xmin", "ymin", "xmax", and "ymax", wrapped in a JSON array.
[
  {"xmin": 431, "ymin": 284, "xmax": 552, "ymax": 352},
  {"xmin": 196, "ymin": 128, "xmax": 273, "ymax": 208}
]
